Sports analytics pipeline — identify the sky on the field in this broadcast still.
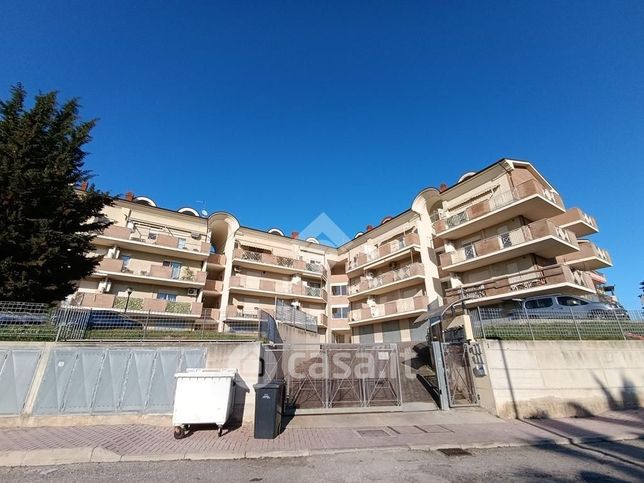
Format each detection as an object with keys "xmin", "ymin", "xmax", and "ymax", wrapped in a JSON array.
[{"xmin": 1, "ymin": 1, "xmax": 643, "ymax": 305}]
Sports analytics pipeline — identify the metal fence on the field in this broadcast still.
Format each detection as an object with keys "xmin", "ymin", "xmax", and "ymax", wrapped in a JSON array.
[
  {"xmin": 471, "ymin": 307, "xmax": 644, "ymax": 341},
  {"xmin": 275, "ymin": 304, "xmax": 319, "ymax": 333},
  {"xmin": 0, "ymin": 301, "xmax": 273, "ymax": 342},
  {"xmin": 262, "ymin": 343, "xmax": 402, "ymax": 410}
]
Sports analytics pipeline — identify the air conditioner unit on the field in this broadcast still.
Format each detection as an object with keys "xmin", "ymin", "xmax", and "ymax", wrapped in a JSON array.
[
  {"xmin": 366, "ymin": 271, "xmax": 375, "ymax": 279},
  {"xmin": 187, "ymin": 288, "xmax": 198, "ymax": 296},
  {"xmin": 98, "ymin": 280, "xmax": 112, "ymax": 293}
]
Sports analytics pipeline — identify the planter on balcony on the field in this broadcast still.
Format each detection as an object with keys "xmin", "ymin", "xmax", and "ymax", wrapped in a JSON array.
[
  {"xmin": 165, "ymin": 301, "xmax": 192, "ymax": 314},
  {"xmin": 113, "ymin": 296, "xmax": 143, "ymax": 311}
]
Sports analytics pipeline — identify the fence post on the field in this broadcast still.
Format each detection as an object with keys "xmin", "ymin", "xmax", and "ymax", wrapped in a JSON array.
[
  {"xmin": 143, "ymin": 310, "xmax": 150, "ymax": 340},
  {"xmin": 476, "ymin": 306, "xmax": 486, "ymax": 340},
  {"xmin": 200, "ymin": 312, "xmax": 205, "ymax": 339},
  {"xmin": 524, "ymin": 308, "xmax": 535, "ymax": 341},
  {"xmin": 613, "ymin": 309, "xmax": 626, "ymax": 340},
  {"xmin": 570, "ymin": 308, "xmax": 582, "ymax": 340},
  {"xmin": 55, "ymin": 307, "xmax": 63, "ymax": 342}
]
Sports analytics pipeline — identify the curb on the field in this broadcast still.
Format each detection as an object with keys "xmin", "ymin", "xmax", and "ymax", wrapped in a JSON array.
[{"xmin": 1, "ymin": 433, "xmax": 641, "ymax": 467}]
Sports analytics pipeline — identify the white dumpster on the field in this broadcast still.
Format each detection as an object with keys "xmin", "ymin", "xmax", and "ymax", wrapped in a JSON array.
[{"xmin": 172, "ymin": 368, "xmax": 237, "ymax": 439}]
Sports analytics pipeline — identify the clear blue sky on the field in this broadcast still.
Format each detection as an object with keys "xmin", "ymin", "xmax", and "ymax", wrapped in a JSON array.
[{"xmin": 1, "ymin": 1, "xmax": 642, "ymax": 305}]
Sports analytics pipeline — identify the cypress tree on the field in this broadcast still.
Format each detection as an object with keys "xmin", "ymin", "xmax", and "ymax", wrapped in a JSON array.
[{"xmin": 0, "ymin": 84, "xmax": 112, "ymax": 303}]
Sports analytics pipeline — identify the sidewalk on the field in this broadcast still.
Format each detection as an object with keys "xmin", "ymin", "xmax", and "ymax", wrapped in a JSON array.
[{"xmin": 0, "ymin": 408, "xmax": 642, "ymax": 467}]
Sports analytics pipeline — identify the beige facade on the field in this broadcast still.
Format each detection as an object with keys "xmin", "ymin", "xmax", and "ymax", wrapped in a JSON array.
[{"xmin": 73, "ymin": 159, "xmax": 612, "ymax": 343}]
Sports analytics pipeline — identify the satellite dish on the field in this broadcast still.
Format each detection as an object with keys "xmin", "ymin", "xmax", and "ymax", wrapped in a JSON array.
[{"xmin": 201, "ymin": 209, "xmax": 208, "ymax": 217}]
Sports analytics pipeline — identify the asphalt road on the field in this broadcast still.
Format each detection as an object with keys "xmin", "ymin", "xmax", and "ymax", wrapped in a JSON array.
[{"xmin": 2, "ymin": 440, "xmax": 643, "ymax": 482}]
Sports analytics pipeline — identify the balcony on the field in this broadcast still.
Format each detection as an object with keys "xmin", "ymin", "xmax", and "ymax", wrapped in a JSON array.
[
  {"xmin": 439, "ymin": 220, "xmax": 579, "ymax": 273},
  {"xmin": 233, "ymin": 248, "xmax": 327, "ymax": 279},
  {"xmin": 348, "ymin": 263, "xmax": 425, "ymax": 299},
  {"xmin": 95, "ymin": 258, "xmax": 207, "ymax": 288},
  {"xmin": 432, "ymin": 179, "xmax": 565, "ymax": 239},
  {"xmin": 77, "ymin": 293, "xmax": 203, "ymax": 316},
  {"xmin": 558, "ymin": 241, "xmax": 612, "ymax": 271},
  {"xmin": 349, "ymin": 295, "xmax": 428, "ymax": 326},
  {"xmin": 346, "ymin": 233, "xmax": 421, "ymax": 274},
  {"xmin": 444, "ymin": 264, "xmax": 595, "ymax": 305},
  {"xmin": 549, "ymin": 207, "xmax": 599, "ymax": 237},
  {"xmin": 203, "ymin": 279, "xmax": 224, "ymax": 295},
  {"xmin": 224, "ymin": 305, "xmax": 274, "ymax": 321},
  {"xmin": 95, "ymin": 225, "xmax": 210, "ymax": 260},
  {"xmin": 206, "ymin": 253, "xmax": 226, "ymax": 269},
  {"xmin": 229, "ymin": 275, "xmax": 327, "ymax": 301}
]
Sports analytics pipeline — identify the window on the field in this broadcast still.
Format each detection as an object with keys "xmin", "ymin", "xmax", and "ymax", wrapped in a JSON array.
[
  {"xmin": 332, "ymin": 284, "xmax": 348, "ymax": 296},
  {"xmin": 463, "ymin": 243, "xmax": 476, "ymax": 259},
  {"xmin": 525, "ymin": 297, "xmax": 554, "ymax": 309},
  {"xmin": 332, "ymin": 306, "xmax": 350, "ymax": 319},
  {"xmin": 157, "ymin": 292, "xmax": 177, "ymax": 301},
  {"xmin": 163, "ymin": 260, "xmax": 182, "ymax": 279},
  {"xmin": 557, "ymin": 296, "xmax": 588, "ymax": 307},
  {"xmin": 121, "ymin": 255, "xmax": 131, "ymax": 267},
  {"xmin": 177, "ymin": 238, "xmax": 187, "ymax": 249},
  {"xmin": 148, "ymin": 230, "xmax": 158, "ymax": 241}
]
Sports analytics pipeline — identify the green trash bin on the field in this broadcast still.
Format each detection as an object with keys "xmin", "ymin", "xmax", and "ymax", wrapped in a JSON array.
[{"xmin": 253, "ymin": 381, "xmax": 284, "ymax": 439}]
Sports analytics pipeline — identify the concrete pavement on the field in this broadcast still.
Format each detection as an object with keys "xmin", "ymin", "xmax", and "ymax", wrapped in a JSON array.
[{"xmin": 0, "ymin": 408, "xmax": 642, "ymax": 467}]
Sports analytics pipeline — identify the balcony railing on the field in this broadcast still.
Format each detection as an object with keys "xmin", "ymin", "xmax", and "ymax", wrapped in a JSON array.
[
  {"xmin": 350, "ymin": 295, "xmax": 428, "ymax": 322},
  {"xmin": 558, "ymin": 241, "xmax": 612, "ymax": 269},
  {"xmin": 229, "ymin": 275, "xmax": 327, "ymax": 299},
  {"xmin": 349, "ymin": 263, "xmax": 425, "ymax": 295},
  {"xmin": 97, "ymin": 258, "xmax": 207, "ymax": 284},
  {"xmin": 233, "ymin": 249, "xmax": 327, "ymax": 278},
  {"xmin": 207, "ymin": 253, "xmax": 226, "ymax": 266},
  {"xmin": 77, "ymin": 293, "xmax": 203, "ymax": 316},
  {"xmin": 431, "ymin": 179, "xmax": 564, "ymax": 234},
  {"xmin": 444, "ymin": 264, "xmax": 594, "ymax": 305},
  {"xmin": 346, "ymin": 233, "xmax": 420, "ymax": 271},
  {"xmin": 203, "ymin": 279, "xmax": 224, "ymax": 293},
  {"xmin": 98, "ymin": 225, "xmax": 210, "ymax": 255},
  {"xmin": 550, "ymin": 207, "xmax": 598, "ymax": 236},
  {"xmin": 439, "ymin": 220, "xmax": 577, "ymax": 268}
]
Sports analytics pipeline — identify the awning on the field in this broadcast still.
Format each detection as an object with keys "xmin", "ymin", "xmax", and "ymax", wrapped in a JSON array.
[{"xmin": 412, "ymin": 304, "xmax": 449, "ymax": 326}]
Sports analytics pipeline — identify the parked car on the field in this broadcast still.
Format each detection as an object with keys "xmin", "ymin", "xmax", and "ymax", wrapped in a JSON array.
[
  {"xmin": 0, "ymin": 310, "xmax": 49, "ymax": 326},
  {"xmin": 510, "ymin": 295, "xmax": 629, "ymax": 320}
]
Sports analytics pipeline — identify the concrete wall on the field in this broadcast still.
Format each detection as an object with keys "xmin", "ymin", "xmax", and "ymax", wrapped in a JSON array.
[
  {"xmin": 478, "ymin": 340, "xmax": 644, "ymax": 418},
  {"xmin": 0, "ymin": 341, "xmax": 261, "ymax": 428}
]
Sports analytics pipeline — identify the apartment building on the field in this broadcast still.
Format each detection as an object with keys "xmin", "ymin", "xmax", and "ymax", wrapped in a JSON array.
[{"xmin": 73, "ymin": 158, "xmax": 612, "ymax": 343}]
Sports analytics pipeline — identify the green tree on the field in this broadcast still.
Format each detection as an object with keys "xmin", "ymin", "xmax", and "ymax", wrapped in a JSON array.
[{"xmin": 0, "ymin": 84, "xmax": 112, "ymax": 303}]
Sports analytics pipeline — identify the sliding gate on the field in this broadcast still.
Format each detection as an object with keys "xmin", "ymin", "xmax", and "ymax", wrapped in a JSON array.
[{"xmin": 262, "ymin": 343, "xmax": 402, "ymax": 410}]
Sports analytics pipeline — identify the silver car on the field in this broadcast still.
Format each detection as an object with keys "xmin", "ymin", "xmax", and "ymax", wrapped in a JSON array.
[{"xmin": 511, "ymin": 295, "xmax": 628, "ymax": 319}]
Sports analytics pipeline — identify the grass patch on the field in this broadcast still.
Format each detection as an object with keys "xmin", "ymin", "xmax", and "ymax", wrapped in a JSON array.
[
  {"xmin": 0, "ymin": 324, "xmax": 58, "ymax": 341},
  {"xmin": 476, "ymin": 319, "xmax": 644, "ymax": 340}
]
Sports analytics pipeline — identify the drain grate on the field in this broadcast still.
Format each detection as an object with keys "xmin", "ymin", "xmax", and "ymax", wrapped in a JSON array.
[
  {"xmin": 356, "ymin": 429, "xmax": 391, "ymax": 438},
  {"xmin": 437, "ymin": 448, "xmax": 472, "ymax": 457}
]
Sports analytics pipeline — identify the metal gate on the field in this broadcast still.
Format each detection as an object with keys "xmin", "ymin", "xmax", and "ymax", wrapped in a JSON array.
[
  {"xmin": 262, "ymin": 343, "xmax": 402, "ymax": 410},
  {"xmin": 441, "ymin": 342, "xmax": 478, "ymax": 407}
]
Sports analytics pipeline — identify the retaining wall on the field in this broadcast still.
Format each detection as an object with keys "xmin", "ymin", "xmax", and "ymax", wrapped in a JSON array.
[
  {"xmin": 0, "ymin": 341, "xmax": 261, "ymax": 427},
  {"xmin": 476, "ymin": 339, "xmax": 644, "ymax": 418}
]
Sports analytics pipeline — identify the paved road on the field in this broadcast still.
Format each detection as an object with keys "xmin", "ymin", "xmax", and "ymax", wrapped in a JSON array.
[{"xmin": 1, "ymin": 439, "xmax": 643, "ymax": 482}]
